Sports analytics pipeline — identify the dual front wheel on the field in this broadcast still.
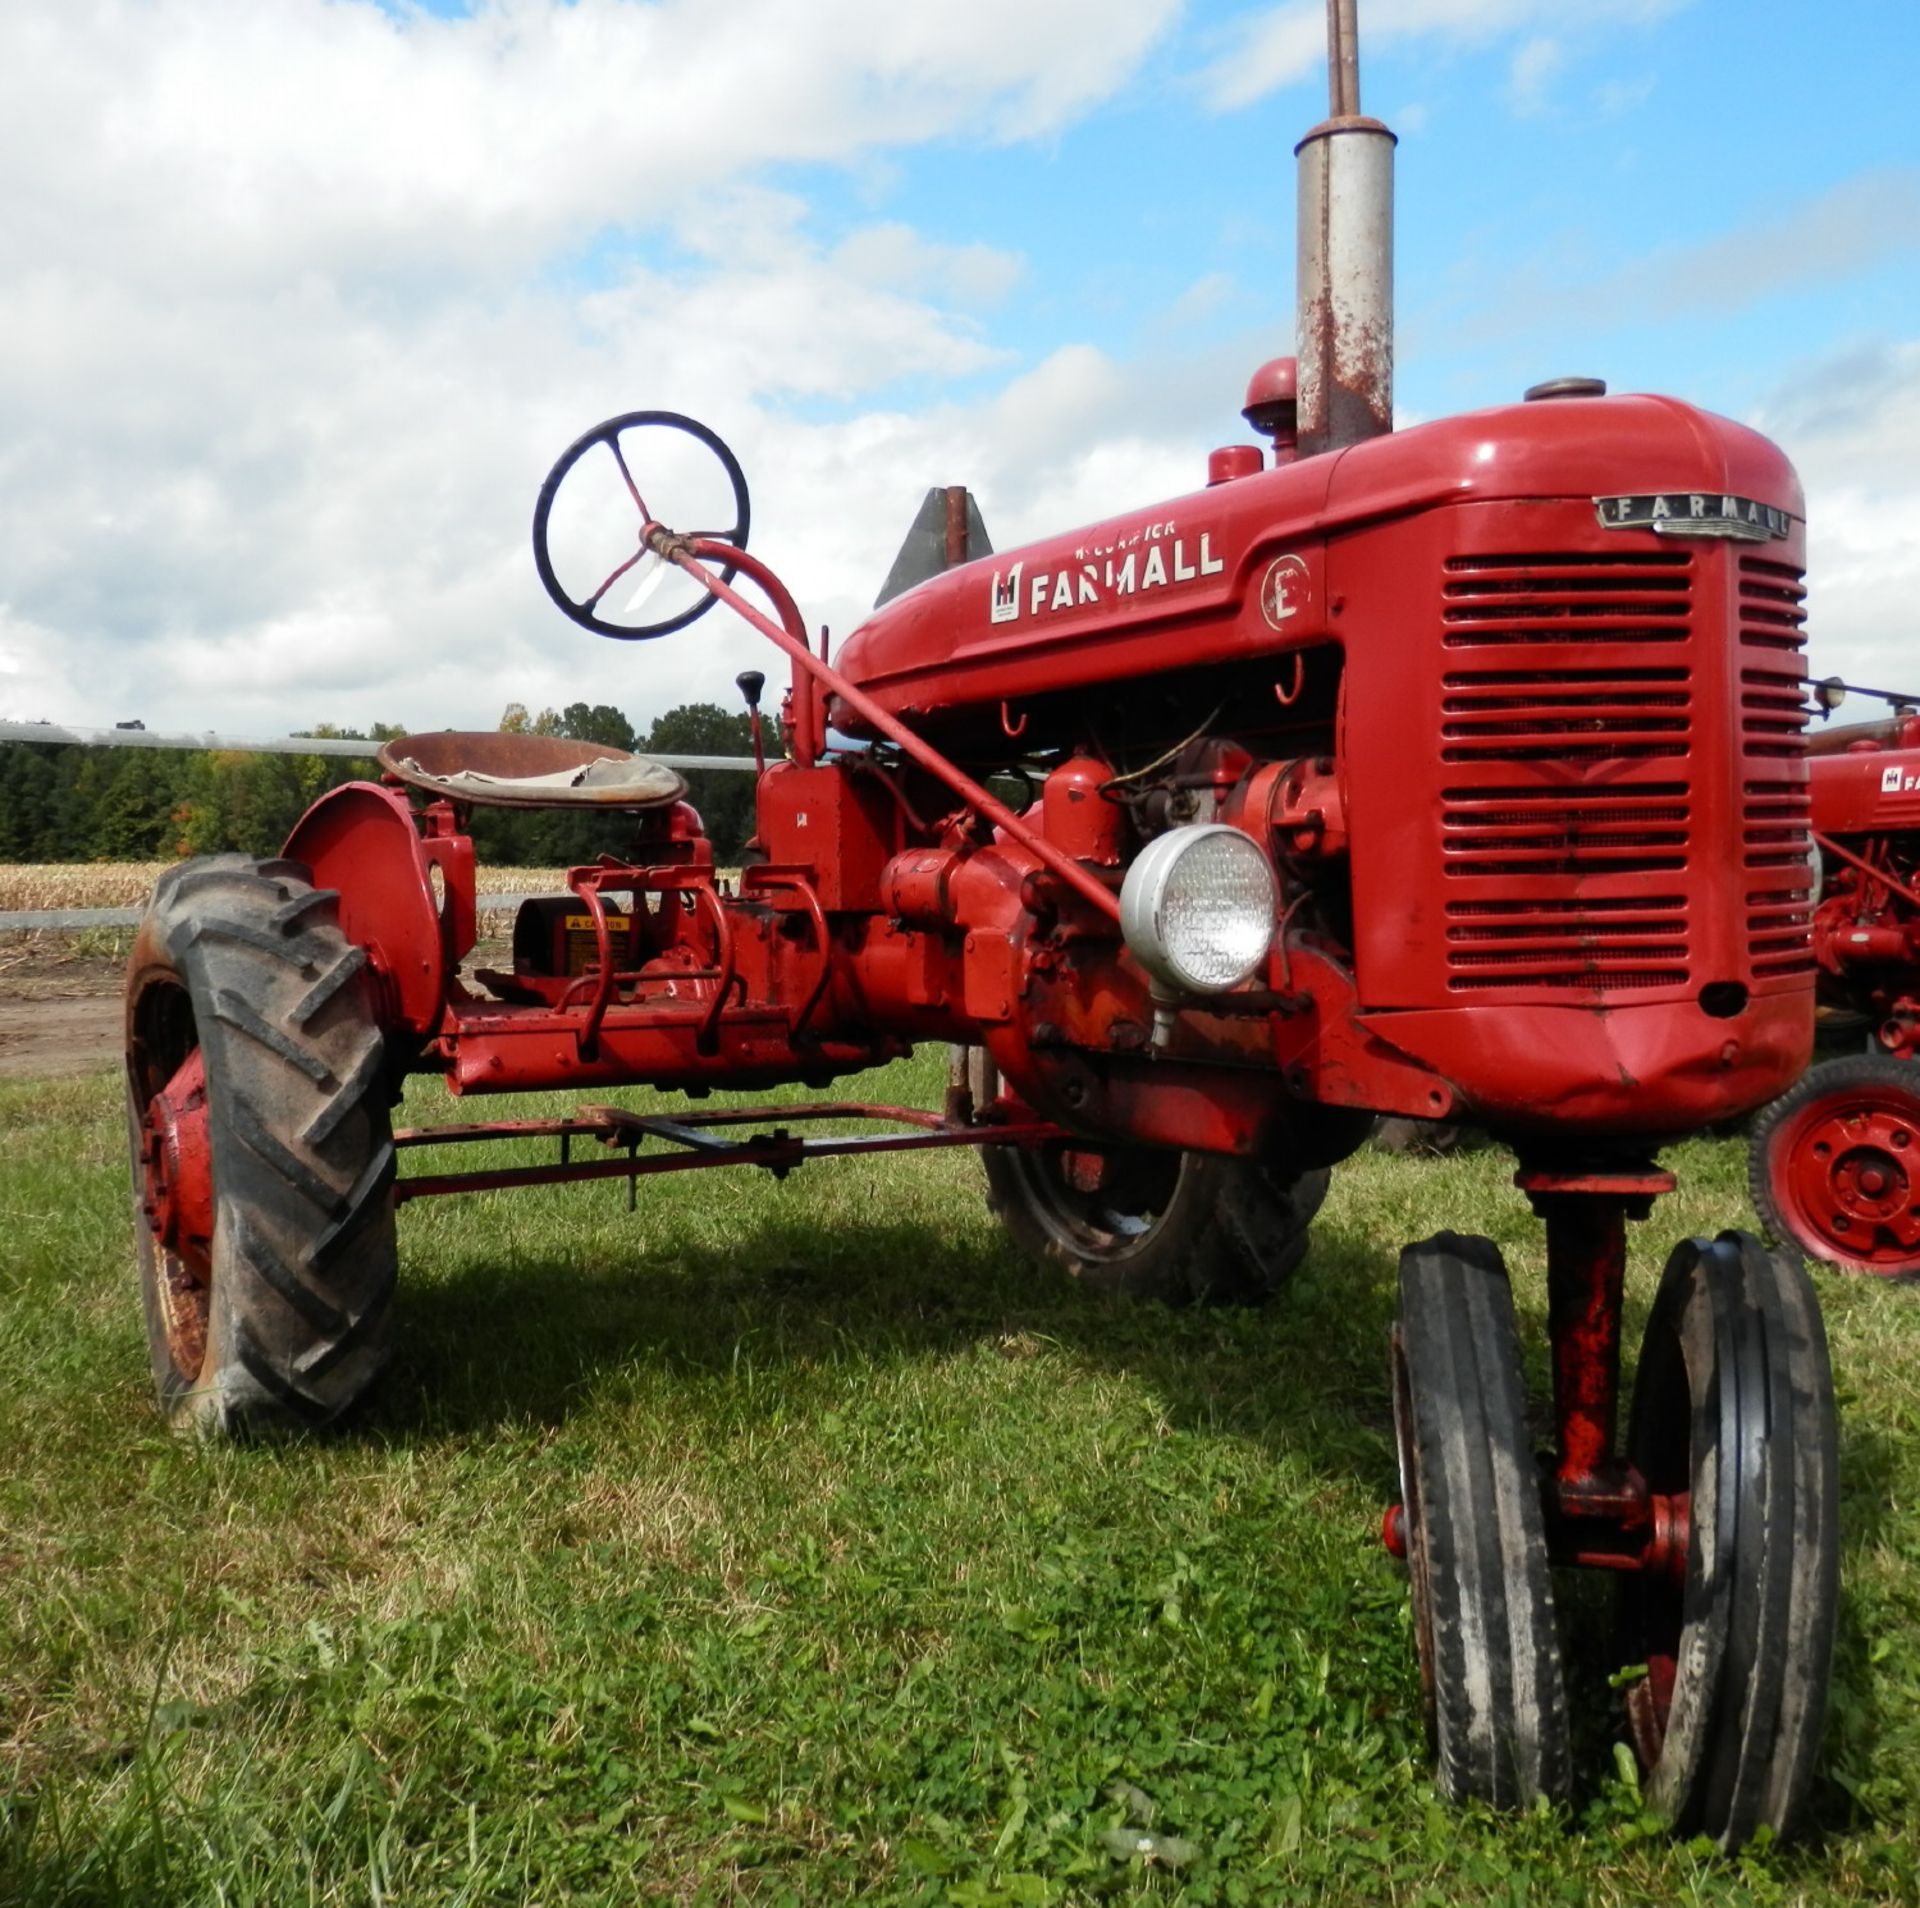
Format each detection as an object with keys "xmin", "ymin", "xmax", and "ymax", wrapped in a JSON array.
[{"xmin": 1391, "ymin": 1230, "xmax": 1838, "ymax": 1845}]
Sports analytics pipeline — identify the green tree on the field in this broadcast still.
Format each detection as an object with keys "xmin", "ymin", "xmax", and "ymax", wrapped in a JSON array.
[
  {"xmin": 85, "ymin": 749, "xmax": 183, "ymax": 858},
  {"xmin": 499, "ymin": 702, "xmax": 562, "ymax": 737},
  {"xmin": 644, "ymin": 702, "xmax": 757, "ymax": 860},
  {"xmin": 0, "ymin": 744, "xmax": 58, "ymax": 858},
  {"xmin": 557, "ymin": 703, "xmax": 636, "ymax": 753}
]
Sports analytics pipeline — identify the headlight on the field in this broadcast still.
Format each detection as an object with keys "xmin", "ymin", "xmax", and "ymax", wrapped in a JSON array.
[{"xmin": 1119, "ymin": 824, "xmax": 1277, "ymax": 994}]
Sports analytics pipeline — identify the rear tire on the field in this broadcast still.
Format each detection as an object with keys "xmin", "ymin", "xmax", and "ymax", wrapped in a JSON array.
[
  {"xmin": 1371, "ymin": 1116, "xmax": 1475, "ymax": 1158},
  {"xmin": 126, "ymin": 856, "xmax": 398, "ymax": 1434},
  {"xmin": 966, "ymin": 1048, "xmax": 1327, "ymax": 1303}
]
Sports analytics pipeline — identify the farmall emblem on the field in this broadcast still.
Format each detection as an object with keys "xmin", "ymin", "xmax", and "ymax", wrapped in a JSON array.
[
  {"xmin": 1594, "ymin": 493, "xmax": 1794, "ymax": 541},
  {"xmin": 1260, "ymin": 553, "xmax": 1310, "ymax": 629}
]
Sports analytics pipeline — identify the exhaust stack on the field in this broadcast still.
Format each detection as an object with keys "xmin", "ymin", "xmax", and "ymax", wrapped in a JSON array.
[{"xmin": 1295, "ymin": 0, "xmax": 1395, "ymax": 457}]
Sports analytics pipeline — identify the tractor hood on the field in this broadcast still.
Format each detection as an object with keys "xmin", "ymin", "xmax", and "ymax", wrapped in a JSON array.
[{"xmin": 827, "ymin": 393, "xmax": 1804, "ymax": 740}]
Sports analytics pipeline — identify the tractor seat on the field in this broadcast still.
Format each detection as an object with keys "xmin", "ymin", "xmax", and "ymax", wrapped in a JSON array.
[{"xmin": 375, "ymin": 731, "xmax": 687, "ymax": 810}]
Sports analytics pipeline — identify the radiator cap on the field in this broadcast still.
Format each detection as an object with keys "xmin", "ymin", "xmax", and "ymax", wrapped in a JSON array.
[{"xmin": 1524, "ymin": 376, "xmax": 1607, "ymax": 401}]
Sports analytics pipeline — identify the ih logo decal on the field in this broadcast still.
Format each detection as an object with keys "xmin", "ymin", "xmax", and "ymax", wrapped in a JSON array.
[
  {"xmin": 989, "ymin": 561, "xmax": 1023, "ymax": 625},
  {"xmin": 1884, "ymin": 764, "xmax": 1920, "ymax": 794}
]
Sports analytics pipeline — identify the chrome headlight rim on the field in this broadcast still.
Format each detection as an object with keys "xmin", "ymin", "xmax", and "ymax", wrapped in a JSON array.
[{"xmin": 1118, "ymin": 822, "xmax": 1278, "ymax": 996}]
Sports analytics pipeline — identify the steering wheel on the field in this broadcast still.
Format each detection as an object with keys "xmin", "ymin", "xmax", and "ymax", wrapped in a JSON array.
[{"xmin": 531, "ymin": 410, "xmax": 752, "ymax": 641}]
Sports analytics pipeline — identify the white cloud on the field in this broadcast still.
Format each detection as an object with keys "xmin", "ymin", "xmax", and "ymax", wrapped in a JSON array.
[
  {"xmin": 829, "ymin": 225, "xmax": 1024, "ymax": 310},
  {"xmin": 0, "ymin": 606, "xmax": 95, "ymax": 725},
  {"xmin": 2, "ymin": 0, "xmax": 1181, "ymax": 290},
  {"xmin": 1752, "ymin": 339, "xmax": 1920, "ymax": 693},
  {"xmin": 1160, "ymin": 271, "xmax": 1239, "ymax": 333},
  {"xmin": 1437, "ymin": 168, "xmax": 1920, "ymax": 356},
  {"xmin": 1198, "ymin": 0, "xmax": 1680, "ymax": 113},
  {"xmin": 0, "ymin": 0, "xmax": 1185, "ymax": 736},
  {"xmin": 1506, "ymin": 36, "xmax": 1563, "ymax": 116}
]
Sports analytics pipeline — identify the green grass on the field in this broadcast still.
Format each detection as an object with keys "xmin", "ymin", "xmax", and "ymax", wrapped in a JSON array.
[{"xmin": 4, "ymin": 1051, "xmax": 1919, "ymax": 1904}]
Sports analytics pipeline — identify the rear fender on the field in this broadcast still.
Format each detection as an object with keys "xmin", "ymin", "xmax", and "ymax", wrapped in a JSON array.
[{"xmin": 284, "ymin": 782, "xmax": 469, "ymax": 1038}]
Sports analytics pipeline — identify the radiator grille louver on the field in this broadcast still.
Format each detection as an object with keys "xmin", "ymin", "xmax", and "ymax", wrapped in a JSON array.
[
  {"xmin": 1739, "ymin": 557, "xmax": 1815, "ymax": 977},
  {"xmin": 1442, "ymin": 549, "xmax": 1692, "ymax": 648},
  {"xmin": 1438, "ymin": 553, "xmax": 1693, "ymax": 992}
]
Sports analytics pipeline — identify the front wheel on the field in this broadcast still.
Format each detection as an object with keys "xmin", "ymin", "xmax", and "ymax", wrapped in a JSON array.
[
  {"xmin": 1391, "ymin": 1232, "xmax": 1571, "ymax": 1809},
  {"xmin": 126, "ymin": 856, "xmax": 398, "ymax": 1433},
  {"xmin": 1748, "ymin": 1052, "xmax": 1920, "ymax": 1277},
  {"xmin": 1615, "ymin": 1232, "xmax": 1838, "ymax": 1847},
  {"xmin": 965, "ymin": 1049, "xmax": 1327, "ymax": 1304}
]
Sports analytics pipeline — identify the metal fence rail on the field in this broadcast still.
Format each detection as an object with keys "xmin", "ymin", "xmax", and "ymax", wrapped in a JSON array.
[{"xmin": 0, "ymin": 718, "xmax": 755, "ymax": 773}]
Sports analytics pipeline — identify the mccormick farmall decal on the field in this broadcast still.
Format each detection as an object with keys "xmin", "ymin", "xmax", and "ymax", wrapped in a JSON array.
[{"xmin": 989, "ymin": 519, "xmax": 1227, "ymax": 624}]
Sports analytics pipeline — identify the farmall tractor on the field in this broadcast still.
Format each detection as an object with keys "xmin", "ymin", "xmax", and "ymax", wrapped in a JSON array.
[
  {"xmin": 1749, "ymin": 684, "xmax": 1920, "ymax": 1276},
  {"xmin": 124, "ymin": 5, "xmax": 1838, "ymax": 1851}
]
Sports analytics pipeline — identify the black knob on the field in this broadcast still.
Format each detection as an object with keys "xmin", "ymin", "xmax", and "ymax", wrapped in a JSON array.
[
  {"xmin": 735, "ymin": 670, "xmax": 765, "ymax": 709},
  {"xmin": 1524, "ymin": 376, "xmax": 1607, "ymax": 402}
]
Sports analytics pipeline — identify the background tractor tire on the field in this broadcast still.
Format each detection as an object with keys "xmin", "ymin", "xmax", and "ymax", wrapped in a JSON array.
[
  {"xmin": 965, "ymin": 1048, "xmax": 1328, "ymax": 1304},
  {"xmin": 125, "ymin": 855, "xmax": 398, "ymax": 1434},
  {"xmin": 1747, "ymin": 1052, "xmax": 1920, "ymax": 1278}
]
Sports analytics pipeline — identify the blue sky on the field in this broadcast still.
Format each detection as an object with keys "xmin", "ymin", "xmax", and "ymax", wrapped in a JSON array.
[
  {"xmin": 1, "ymin": 0, "xmax": 1915, "ymax": 735},
  {"xmin": 756, "ymin": 1, "xmax": 1920, "ymax": 425}
]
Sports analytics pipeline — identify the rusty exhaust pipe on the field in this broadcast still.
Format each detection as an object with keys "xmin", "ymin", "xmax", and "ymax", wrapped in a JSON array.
[{"xmin": 1295, "ymin": 0, "xmax": 1395, "ymax": 457}]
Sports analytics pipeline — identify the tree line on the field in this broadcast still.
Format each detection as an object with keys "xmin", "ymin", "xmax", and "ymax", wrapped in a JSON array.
[{"xmin": 0, "ymin": 701, "xmax": 758, "ymax": 866}]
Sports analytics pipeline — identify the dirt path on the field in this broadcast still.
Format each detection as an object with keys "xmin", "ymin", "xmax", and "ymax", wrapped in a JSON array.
[
  {"xmin": 0, "ymin": 942, "xmax": 126, "ymax": 1080},
  {"xmin": 0, "ymin": 996, "xmax": 121, "ymax": 1079}
]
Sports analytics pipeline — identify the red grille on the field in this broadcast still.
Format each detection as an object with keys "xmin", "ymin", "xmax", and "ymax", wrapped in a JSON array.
[
  {"xmin": 1739, "ymin": 557, "xmax": 1814, "ymax": 978},
  {"xmin": 1441, "ymin": 782, "xmax": 1688, "ymax": 877},
  {"xmin": 1442, "ymin": 550, "xmax": 1692, "ymax": 647},
  {"xmin": 1441, "ymin": 666, "xmax": 1689, "ymax": 764},
  {"xmin": 1444, "ymin": 894, "xmax": 1689, "ymax": 991},
  {"xmin": 1438, "ymin": 552, "xmax": 1694, "ymax": 993}
]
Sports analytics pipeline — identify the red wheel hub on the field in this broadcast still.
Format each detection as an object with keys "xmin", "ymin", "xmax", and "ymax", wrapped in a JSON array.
[
  {"xmin": 140, "ymin": 1049, "xmax": 214, "ymax": 1275},
  {"xmin": 1779, "ymin": 1094, "xmax": 1920, "ymax": 1274}
]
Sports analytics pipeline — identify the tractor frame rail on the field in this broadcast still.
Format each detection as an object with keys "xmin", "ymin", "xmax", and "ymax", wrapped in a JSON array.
[{"xmin": 391, "ymin": 1099, "xmax": 1065, "ymax": 1206}]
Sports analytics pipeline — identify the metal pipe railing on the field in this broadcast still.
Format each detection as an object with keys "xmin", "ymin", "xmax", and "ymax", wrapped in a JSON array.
[{"xmin": 0, "ymin": 718, "xmax": 755, "ymax": 772}]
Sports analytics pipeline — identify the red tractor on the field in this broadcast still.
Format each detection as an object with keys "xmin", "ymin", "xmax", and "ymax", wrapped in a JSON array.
[
  {"xmin": 1750, "ymin": 685, "xmax": 1920, "ymax": 1275},
  {"xmin": 123, "ymin": 9, "xmax": 1838, "ymax": 1851}
]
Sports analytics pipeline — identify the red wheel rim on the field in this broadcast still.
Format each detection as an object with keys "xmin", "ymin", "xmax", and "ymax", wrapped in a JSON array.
[
  {"xmin": 138, "ymin": 1047, "xmax": 215, "ymax": 1377},
  {"xmin": 1773, "ymin": 1086, "xmax": 1920, "ymax": 1275}
]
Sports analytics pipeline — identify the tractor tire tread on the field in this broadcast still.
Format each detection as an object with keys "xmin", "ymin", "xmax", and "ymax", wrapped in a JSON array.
[
  {"xmin": 128, "ymin": 854, "xmax": 398, "ymax": 1434},
  {"xmin": 293, "ymin": 947, "xmax": 370, "ymax": 1028},
  {"xmin": 1398, "ymin": 1232, "xmax": 1570, "ymax": 1809},
  {"xmin": 1629, "ymin": 1232, "xmax": 1838, "ymax": 1847}
]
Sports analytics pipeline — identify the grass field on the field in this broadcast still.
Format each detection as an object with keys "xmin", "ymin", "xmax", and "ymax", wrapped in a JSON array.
[{"xmin": 4, "ymin": 1050, "xmax": 1920, "ymax": 1904}]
